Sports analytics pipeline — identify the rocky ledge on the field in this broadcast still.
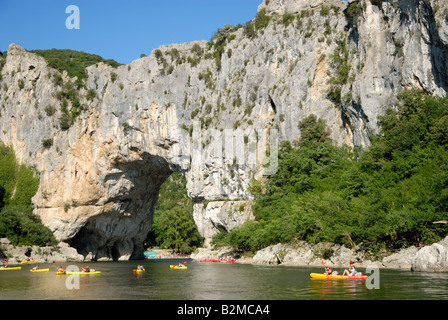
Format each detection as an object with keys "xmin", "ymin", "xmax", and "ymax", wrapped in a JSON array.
[
  {"xmin": 191, "ymin": 236, "xmax": 448, "ymax": 272},
  {"xmin": 0, "ymin": 238, "xmax": 84, "ymax": 264}
]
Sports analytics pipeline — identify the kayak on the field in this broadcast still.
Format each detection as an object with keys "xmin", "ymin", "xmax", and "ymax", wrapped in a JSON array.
[
  {"xmin": 200, "ymin": 259, "xmax": 236, "ymax": 263},
  {"xmin": 65, "ymin": 271, "xmax": 101, "ymax": 275},
  {"xmin": 56, "ymin": 271, "xmax": 65, "ymax": 275},
  {"xmin": 170, "ymin": 265, "xmax": 187, "ymax": 270},
  {"xmin": 133, "ymin": 268, "xmax": 146, "ymax": 273},
  {"xmin": 310, "ymin": 273, "xmax": 368, "ymax": 280},
  {"xmin": 21, "ymin": 260, "xmax": 35, "ymax": 264},
  {"xmin": 0, "ymin": 267, "xmax": 22, "ymax": 271},
  {"xmin": 30, "ymin": 268, "xmax": 49, "ymax": 273}
]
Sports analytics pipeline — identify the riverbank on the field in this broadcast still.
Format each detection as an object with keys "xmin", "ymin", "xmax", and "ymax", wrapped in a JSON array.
[
  {"xmin": 144, "ymin": 249, "xmax": 190, "ymax": 260},
  {"xmin": 0, "ymin": 238, "xmax": 84, "ymax": 265},
  {"xmin": 190, "ymin": 236, "xmax": 448, "ymax": 273}
]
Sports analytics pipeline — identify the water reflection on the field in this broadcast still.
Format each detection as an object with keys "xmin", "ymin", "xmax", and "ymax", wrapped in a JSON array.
[{"xmin": 310, "ymin": 278, "xmax": 368, "ymax": 300}]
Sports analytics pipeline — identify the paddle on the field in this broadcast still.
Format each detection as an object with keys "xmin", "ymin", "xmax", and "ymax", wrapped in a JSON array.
[{"xmin": 321, "ymin": 260, "xmax": 328, "ymax": 274}]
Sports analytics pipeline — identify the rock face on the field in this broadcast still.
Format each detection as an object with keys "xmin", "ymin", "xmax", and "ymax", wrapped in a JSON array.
[
  {"xmin": 411, "ymin": 237, "xmax": 448, "ymax": 272},
  {"xmin": 0, "ymin": 0, "xmax": 447, "ymax": 260},
  {"xmin": 0, "ymin": 238, "xmax": 84, "ymax": 264},
  {"xmin": 258, "ymin": 0, "xmax": 337, "ymax": 16}
]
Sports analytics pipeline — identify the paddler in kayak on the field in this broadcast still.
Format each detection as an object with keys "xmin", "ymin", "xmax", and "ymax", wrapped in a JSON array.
[
  {"xmin": 31, "ymin": 265, "xmax": 39, "ymax": 271},
  {"xmin": 342, "ymin": 265, "xmax": 358, "ymax": 276},
  {"xmin": 137, "ymin": 264, "xmax": 145, "ymax": 271},
  {"xmin": 57, "ymin": 266, "xmax": 64, "ymax": 273},
  {"xmin": 0, "ymin": 259, "xmax": 8, "ymax": 268},
  {"xmin": 324, "ymin": 266, "xmax": 333, "ymax": 275},
  {"xmin": 82, "ymin": 266, "xmax": 90, "ymax": 273}
]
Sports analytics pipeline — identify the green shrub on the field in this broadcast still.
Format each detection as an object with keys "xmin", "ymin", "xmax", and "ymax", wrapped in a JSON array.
[
  {"xmin": 44, "ymin": 105, "xmax": 56, "ymax": 116},
  {"xmin": 42, "ymin": 139, "xmax": 53, "ymax": 149},
  {"xmin": 86, "ymin": 89, "xmax": 96, "ymax": 100}
]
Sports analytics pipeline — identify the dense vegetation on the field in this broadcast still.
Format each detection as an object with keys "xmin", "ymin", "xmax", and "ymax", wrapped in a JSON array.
[
  {"xmin": 26, "ymin": 49, "xmax": 120, "ymax": 131},
  {"xmin": 212, "ymin": 90, "xmax": 448, "ymax": 254},
  {"xmin": 0, "ymin": 143, "xmax": 56, "ymax": 246},
  {"xmin": 30, "ymin": 49, "xmax": 121, "ymax": 82},
  {"xmin": 145, "ymin": 172, "xmax": 203, "ymax": 254}
]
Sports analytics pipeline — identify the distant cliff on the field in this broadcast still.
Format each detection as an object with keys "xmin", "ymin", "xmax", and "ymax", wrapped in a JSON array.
[{"xmin": 0, "ymin": 0, "xmax": 447, "ymax": 260}]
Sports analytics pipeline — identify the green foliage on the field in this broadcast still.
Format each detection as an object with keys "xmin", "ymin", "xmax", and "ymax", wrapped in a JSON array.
[
  {"xmin": 327, "ymin": 35, "xmax": 350, "ymax": 105},
  {"xmin": 31, "ymin": 49, "xmax": 121, "ymax": 82},
  {"xmin": 345, "ymin": 1, "xmax": 363, "ymax": 24},
  {"xmin": 18, "ymin": 79, "xmax": 25, "ymax": 90},
  {"xmin": 145, "ymin": 172, "xmax": 203, "ymax": 254},
  {"xmin": 0, "ymin": 142, "xmax": 56, "ymax": 246},
  {"xmin": 0, "ymin": 206, "xmax": 56, "ymax": 246},
  {"xmin": 210, "ymin": 25, "xmax": 240, "ymax": 71},
  {"xmin": 254, "ymin": 8, "xmax": 271, "ymax": 30},
  {"xmin": 55, "ymin": 80, "xmax": 86, "ymax": 130},
  {"xmin": 42, "ymin": 138, "xmax": 53, "ymax": 149},
  {"xmin": 86, "ymin": 89, "xmax": 96, "ymax": 100},
  {"xmin": 213, "ymin": 91, "xmax": 448, "ymax": 253}
]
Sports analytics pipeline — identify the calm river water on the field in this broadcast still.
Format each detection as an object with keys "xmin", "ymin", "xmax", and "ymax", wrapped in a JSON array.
[{"xmin": 1, "ymin": 259, "xmax": 447, "ymax": 301}]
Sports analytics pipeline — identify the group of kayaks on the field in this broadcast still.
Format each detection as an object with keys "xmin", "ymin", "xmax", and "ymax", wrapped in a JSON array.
[
  {"xmin": 1, "ymin": 263, "xmax": 188, "ymax": 274},
  {"xmin": 0, "ymin": 259, "xmax": 36, "ymax": 270},
  {"xmin": 3, "ymin": 260, "xmax": 367, "ymax": 280},
  {"xmin": 199, "ymin": 259, "xmax": 237, "ymax": 263},
  {"xmin": 0, "ymin": 265, "xmax": 101, "ymax": 275}
]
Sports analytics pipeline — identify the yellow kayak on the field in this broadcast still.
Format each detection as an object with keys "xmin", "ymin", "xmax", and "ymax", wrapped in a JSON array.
[
  {"xmin": 65, "ymin": 271, "xmax": 101, "ymax": 275},
  {"xmin": 0, "ymin": 267, "xmax": 22, "ymax": 271},
  {"xmin": 170, "ymin": 265, "xmax": 187, "ymax": 270},
  {"xmin": 310, "ymin": 273, "xmax": 368, "ymax": 280},
  {"xmin": 30, "ymin": 268, "xmax": 49, "ymax": 273},
  {"xmin": 56, "ymin": 271, "xmax": 65, "ymax": 275},
  {"xmin": 133, "ymin": 269, "xmax": 146, "ymax": 273},
  {"xmin": 21, "ymin": 260, "xmax": 35, "ymax": 264}
]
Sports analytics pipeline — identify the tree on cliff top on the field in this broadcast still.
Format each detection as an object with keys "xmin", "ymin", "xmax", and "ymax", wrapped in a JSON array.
[{"xmin": 30, "ymin": 49, "xmax": 121, "ymax": 82}]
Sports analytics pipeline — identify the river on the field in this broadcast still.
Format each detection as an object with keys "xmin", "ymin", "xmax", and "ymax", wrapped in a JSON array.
[{"xmin": 1, "ymin": 259, "xmax": 447, "ymax": 301}]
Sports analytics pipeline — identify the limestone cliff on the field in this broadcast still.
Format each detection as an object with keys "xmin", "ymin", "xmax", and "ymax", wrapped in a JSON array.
[{"xmin": 0, "ymin": 0, "xmax": 447, "ymax": 260}]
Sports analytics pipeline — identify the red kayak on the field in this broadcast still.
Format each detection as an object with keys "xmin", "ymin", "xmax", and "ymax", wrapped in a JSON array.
[{"xmin": 200, "ymin": 259, "xmax": 237, "ymax": 263}]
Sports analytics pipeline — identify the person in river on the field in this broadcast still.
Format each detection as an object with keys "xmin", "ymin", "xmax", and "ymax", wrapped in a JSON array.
[
  {"xmin": 82, "ymin": 266, "xmax": 90, "ymax": 273},
  {"xmin": 137, "ymin": 264, "xmax": 145, "ymax": 271},
  {"xmin": 57, "ymin": 266, "xmax": 64, "ymax": 273}
]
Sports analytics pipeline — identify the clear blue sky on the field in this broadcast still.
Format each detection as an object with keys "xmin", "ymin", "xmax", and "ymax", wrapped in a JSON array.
[{"xmin": 0, "ymin": 0, "xmax": 262, "ymax": 64}]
